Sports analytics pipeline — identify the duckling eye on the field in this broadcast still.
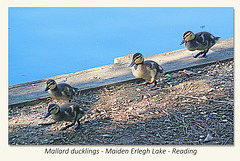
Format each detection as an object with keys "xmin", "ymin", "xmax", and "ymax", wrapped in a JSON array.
[
  {"xmin": 48, "ymin": 80, "xmax": 56, "ymax": 86},
  {"xmin": 49, "ymin": 104, "xmax": 55, "ymax": 109},
  {"xmin": 133, "ymin": 55, "xmax": 142, "ymax": 61},
  {"xmin": 184, "ymin": 32, "xmax": 191, "ymax": 39}
]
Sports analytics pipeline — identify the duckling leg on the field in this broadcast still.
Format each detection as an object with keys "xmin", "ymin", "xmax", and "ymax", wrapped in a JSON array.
[
  {"xmin": 68, "ymin": 95, "xmax": 73, "ymax": 102},
  {"xmin": 199, "ymin": 49, "xmax": 209, "ymax": 58},
  {"xmin": 140, "ymin": 81, "xmax": 157, "ymax": 87},
  {"xmin": 38, "ymin": 121, "xmax": 56, "ymax": 126},
  {"xmin": 148, "ymin": 76, "xmax": 158, "ymax": 87},
  {"xmin": 193, "ymin": 51, "xmax": 205, "ymax": 58},
  {"xmin": 140, "ymin": 82, "xmax": 150, "ymax": 86},
  {"xmin": 148, "ymin": 80, "xmax": 157, "ymax": 87},
  {"xmin": 72, "ymin": 120, "xmax": 81, "ymax": 130},
  {"xmin": 60, "ymin": 122, "xmax": 76, "ymax": 131}
]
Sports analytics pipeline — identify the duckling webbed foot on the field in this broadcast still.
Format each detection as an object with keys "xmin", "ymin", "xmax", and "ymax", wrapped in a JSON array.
[
  {"xmin": 140, "ymin": 81, "xmax": 156, "ymax": 87},
  {"xmin": 72, "ymin": 124, "xmax": 81, "ymax": 130},
  {"xmin": 72, "ymin": 120, "xmax": 81, "ymax": 130},
  {"xmin": 149, "ymin": 81, "xmax": 157, "ymax": 87}
]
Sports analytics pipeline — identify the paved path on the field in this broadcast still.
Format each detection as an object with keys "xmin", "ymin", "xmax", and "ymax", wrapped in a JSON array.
[{"xmin": 9, "ymin": 38, "xmax": 233, "ymax": 106}]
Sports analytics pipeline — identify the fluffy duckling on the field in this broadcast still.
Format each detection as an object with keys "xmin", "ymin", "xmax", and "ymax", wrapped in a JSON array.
[
  {"xmin": 129, "ymin": 52, "xmax": 165, "ymax": 87},
  {"xmin": 180, "ymin": 31, "xmax": 220, "ymax": 58},
  {"xmin": 44, "ymin": 103, "xmax": 88, "ymax": 131},
  {"xmin": 45, "ymin": 79, "xmax": 80, "ymax": 102}
]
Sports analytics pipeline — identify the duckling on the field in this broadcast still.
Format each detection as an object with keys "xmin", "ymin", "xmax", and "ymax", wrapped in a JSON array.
[
  {"xmin": 180, "ymin": 31, "xmax": 220, "ymax": 58},
  {"xmin": 45, "ymin": 79, "xmax": 80, "ymax": 102},
  {"xmin": 44, "ymin": 103, "xmax": 88, "ymax": 131},
  {"xmin": 129, "ymin": 52, "xmax": 165, "ymax": 87}
]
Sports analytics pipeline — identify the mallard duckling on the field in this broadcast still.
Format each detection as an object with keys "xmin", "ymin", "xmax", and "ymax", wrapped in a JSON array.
[
  {"xmin": 180, "ymin": 31, "xmax": 220, "ymax": 58},
  {"xmin": 129, "ymin": 52, "xmax": 165, "ymax": 87},
  {"xmin": 45, "ymin": 79, "xmax": 80, "ymax": 102},
  {"xmin": 44, "ymin": 103, "xmax": 88, "ymax": 131}
]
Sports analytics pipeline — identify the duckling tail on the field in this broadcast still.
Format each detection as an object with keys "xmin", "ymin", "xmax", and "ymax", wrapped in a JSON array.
[
  {"xmin": 76, "ymin": 89, "xmax": 81, "ymax": 97},
  {"xmin": 73, "ymin": 87, "xmax": 81, "ymax": 97},
  {"xmin": 215, "ymin": 37, "xmax": 221, "ymax": 41},
  {"xmin": 158, "ymin": 65, "xmax": 165, "ymax": 74}
]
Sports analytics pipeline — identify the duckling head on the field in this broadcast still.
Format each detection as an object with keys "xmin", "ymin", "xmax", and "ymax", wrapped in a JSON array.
[
  {"xmin": 44, "ymin": 104, "xmax": 60, "ymax": 118},
  {"xmin": 129, "ymin": 52, "xmax": 144, "ymax": 67},
  {"xmin": 180, "ymin": 31, "xmax": 195, "ymax": 45},
  {"xmin": 45, "ymin": 79, "xmax": 57, "ymax": 91}
]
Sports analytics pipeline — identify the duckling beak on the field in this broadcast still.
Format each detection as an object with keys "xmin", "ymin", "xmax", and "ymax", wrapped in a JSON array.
[
  {"xmin": 129, "ymin": 61, "xmax": 135, "ymax": 67},
  {"xmin": 180, "ymin": 39, "xmax": 186, "ymax": 45},
  {"xmin": 44, "ymin": 112, "xmax": 51, "ymax": 118},
  {"xmin": 44, "ymin": 86, "xmax": 50, "ymax": 92}
]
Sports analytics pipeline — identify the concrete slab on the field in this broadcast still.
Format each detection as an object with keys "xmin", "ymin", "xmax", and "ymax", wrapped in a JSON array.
[{"xmin": 8, "ymin": 38, "xmax": 233, "ymax": 107}]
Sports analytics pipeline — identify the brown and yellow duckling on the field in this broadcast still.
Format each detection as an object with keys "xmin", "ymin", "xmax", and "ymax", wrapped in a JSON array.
[
  {"xmin": 44, "ymin": 103, "xmax": 88, "ymax": 131},
  {"xmin": 180, "ymin": 31, "xmax": 220, "ymax": 58},
  {"xmin": 45, "ymin": 79, "xmax": 80, "ymax": 102},
  {"xmin": 129, "ymin": 52, "xmax": 165, "ymax": 87}
]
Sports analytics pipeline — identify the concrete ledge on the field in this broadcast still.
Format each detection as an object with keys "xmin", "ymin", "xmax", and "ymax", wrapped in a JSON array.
[
  {"xmin": 9, "ymin": 38, "xmax": 233, "ymax": 107},
  {"xmin": 114, "ymin": 54, "xmax": 133, "ymax": 64}
]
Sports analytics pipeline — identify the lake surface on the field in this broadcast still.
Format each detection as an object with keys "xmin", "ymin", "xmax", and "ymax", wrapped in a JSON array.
[{"xmin": 8, "ymin": 7, "xmax": 233, "ymax": 86}]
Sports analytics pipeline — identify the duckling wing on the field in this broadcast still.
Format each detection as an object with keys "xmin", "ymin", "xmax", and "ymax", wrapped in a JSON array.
[
  {"xmin": 144, "ymin": 60, "xmax": 158, "ymax": 70},
  {"xmin": 58, "ymin": 83, "xmax": 73, "ymax": 98},
  {"xmin": 143, "ymin": 61, "xmax": 164, "ymax": 79},
  {"xmin": 63, "ymin": 87, "xmax": 72, "ymax": 98},
  {"xmin": 63, "ymin": 104, "xmax": 77, "ymax": 119},
  {"xmin": 144, "ymin": 61, "xmax": 164, "ymax": 72},
  {"xmin": 195, "ymin": 32, "xmax": 208, "ymax": 46},
  {"xmin": 78, "ymin": 106, "xmax": 89, "ymax": 114}
]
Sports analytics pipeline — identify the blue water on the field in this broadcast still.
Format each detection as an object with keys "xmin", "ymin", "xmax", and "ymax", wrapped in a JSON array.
[{"xmin": 8, "ymin": 7, "xmax": 233, "ymax": 86}]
